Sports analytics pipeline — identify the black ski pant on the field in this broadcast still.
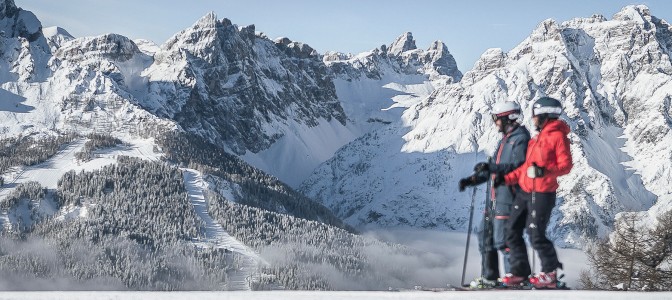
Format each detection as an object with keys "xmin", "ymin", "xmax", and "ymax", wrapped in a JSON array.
[
  {"xmin": 506, "ymin": 190, "xmax": 562, "ymax": 277},
  {"xmin": 478, "ymin": 211, "xmax": 510, "ymax": 280}
]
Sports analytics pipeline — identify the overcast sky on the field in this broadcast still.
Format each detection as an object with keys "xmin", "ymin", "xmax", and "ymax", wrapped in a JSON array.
[{"xmin": 18, "ymin": 0, "xmax": 672, "ymax": 72}]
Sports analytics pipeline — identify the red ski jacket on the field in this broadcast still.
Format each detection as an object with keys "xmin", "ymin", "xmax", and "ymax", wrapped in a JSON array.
[{"xmin": 504, "ymin": 119, "xmax": 573, "ymax": 193}]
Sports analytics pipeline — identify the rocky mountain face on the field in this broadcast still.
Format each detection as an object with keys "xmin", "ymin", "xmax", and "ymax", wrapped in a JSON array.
[
  {"xmin": 0, "ymin": 0, "xmax": 49, "ymax": 84},
  {"xmin": 136, "ymin": 13, "xmax": 360, "ymax": 186},
  {"xmin": 142, "ymin": 13, "xmax": 346, "ymax": 155},
  {"xmin": 302, "ymin": 5, "xmax": 671, "ymax": 246}
]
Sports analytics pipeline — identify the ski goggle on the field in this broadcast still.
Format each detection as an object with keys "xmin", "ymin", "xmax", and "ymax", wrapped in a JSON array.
[{"xmin": 491, "ymin": 111, "xmax": 518, "ymax": 122}]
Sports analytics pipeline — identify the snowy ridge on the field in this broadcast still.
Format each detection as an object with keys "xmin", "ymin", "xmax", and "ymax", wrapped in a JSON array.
[
  {"xmin": 183, "ymin": 168, "xmax": 262, "ymax": 290},
  {"xmin": 322, "ymin": 32, "xmax": 461, "ymax": 136}
]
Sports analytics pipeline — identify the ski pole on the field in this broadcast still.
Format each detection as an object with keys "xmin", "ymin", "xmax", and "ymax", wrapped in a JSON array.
[{"xmin": 461, "ymin": 186, "xmax": 478, "ymax": 287}]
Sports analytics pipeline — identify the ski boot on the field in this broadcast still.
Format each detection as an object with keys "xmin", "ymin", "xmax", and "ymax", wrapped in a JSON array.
[
  {"xmin": 529, "ymin": 271, "xmax": 558, "ymax": 289},
  {"xmin": 501, "ymin": 273, "xmax": 529, "ymax": 288},
  {"xmin": 469, "ymin": 277, "xmax": 497, "ymax": 289}
]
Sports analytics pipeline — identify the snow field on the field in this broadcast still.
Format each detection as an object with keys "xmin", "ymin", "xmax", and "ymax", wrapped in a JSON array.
[{"xmin": 0, "ymin": 290, "xmax": 670, "ymax": 300}]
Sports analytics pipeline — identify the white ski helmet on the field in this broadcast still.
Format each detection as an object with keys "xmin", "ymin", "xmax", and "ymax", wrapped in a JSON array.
[{"xmin": 491, "ymin": 101, "xmax": 522, "ymax": 122}]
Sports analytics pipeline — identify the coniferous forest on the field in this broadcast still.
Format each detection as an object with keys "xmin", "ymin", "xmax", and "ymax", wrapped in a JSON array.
[{"xmin": 0, "ymin": 133, "xmax": 428, "ymax": 291}]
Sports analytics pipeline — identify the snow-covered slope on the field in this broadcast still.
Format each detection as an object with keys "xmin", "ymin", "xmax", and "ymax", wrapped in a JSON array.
[
  {"xmin": 299, "ymin": 33, "xmax": 466, "ymax": 227},
  {"xmin": 183, "ymin": 168, "xmax": 262, "ymax": 290},
  {"xmin": 302, "ymin": 5, "xmax": 671, "ymax": 246},
  {"xmin": 325, "ymin": 32, "xmax": 461, "ymax": 132}
]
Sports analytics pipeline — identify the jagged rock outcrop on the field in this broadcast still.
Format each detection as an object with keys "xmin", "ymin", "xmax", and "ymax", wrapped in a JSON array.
[
  {"xmin": 325, "ymin": 32, "xmax": 462, "ymax": 82},
  {"xmin": 0, "ymin": 0, "xmax": 50, "ymax": 82},
  {"xmin": 143, "ymin": 13, "xmax": 347, "ymax": 156}
]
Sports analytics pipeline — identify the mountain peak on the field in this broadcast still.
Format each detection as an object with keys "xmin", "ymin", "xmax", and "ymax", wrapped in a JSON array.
[
  {"xmin": 42, "ymin": 26, "xmax": 73, "ymax": 39},
  {"xmin": 161, "ymin": 12, "xmax": 234, "ymax": 60},
  {"xmin": 473, "ymin": 48, "xmax": 506, "ymax": 71},
  {"xmin": 388, "ymin": 32, "xmax": 417, "ymax": 56},
  {"xmin": 195, "ymin": 11, "xmax": 219, "ymax": 28},
  {"xmin": 425, "ymin": 40, "xmax": 462, "ymax": 80},
  {"xmin": 614, "ymin": 5, "xmax": 651, "ymax": 23},
  {"xmin": 527, "ymin": 18, "xmax": 562, "ymax": 43},
  {"xmin": 43, "ymin": 26, "xmax": 74, "ymax": 51},
  {"xmin": 427, "ymin": 40, "xmax": 445, "ymax": 52}
]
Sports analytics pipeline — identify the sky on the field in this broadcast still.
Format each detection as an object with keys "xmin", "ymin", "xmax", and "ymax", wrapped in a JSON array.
[{"xmin": 18, "ymin": 0, "xmax": 672, "ymax": 73}]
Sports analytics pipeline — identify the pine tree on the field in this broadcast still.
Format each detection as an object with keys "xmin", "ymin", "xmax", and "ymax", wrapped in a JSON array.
[{"xmin": 585, "ymin": 211, "xmax": 672, "ymax": 290}]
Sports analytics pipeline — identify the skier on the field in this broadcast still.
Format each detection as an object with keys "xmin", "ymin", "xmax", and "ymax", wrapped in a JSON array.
[
  {"xmin": 495, "ymin": 97, "xmax": 573, "ymax": 288},
  {"xmin": 458, "ymin": 101, "xmax": 530, "ymax": 288}
]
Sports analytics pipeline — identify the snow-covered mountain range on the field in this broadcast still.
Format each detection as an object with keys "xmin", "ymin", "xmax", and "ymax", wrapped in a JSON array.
[
  {"xmin": 1, "ymin": 0, "xmax": 672, "ymax": 289},
  {"xmin": 302, "ymin": 5, "xmax": 672, "ymax": 246}
]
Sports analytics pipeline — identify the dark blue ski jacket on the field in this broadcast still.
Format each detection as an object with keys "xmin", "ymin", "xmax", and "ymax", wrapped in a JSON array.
[{"xmin": 487, "ymin": 125, "xmax": 530, "ymax": 217}]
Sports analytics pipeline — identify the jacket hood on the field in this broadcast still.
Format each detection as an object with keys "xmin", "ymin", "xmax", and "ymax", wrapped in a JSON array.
[{"xmin": 543, "ymin": 119, "xmax": 571, "ymax": 135}]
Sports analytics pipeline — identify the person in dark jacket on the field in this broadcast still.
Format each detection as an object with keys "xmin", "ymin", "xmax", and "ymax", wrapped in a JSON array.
[
  {"xmin": 496, "ymin": 97, "xmax": 573, "ymax": 288},
  {"xmin": 459, "ymin": 101, "xmax": 530, "ymax": 288}
]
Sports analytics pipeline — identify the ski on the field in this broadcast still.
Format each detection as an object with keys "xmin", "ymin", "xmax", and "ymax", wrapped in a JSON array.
[
  {"xmin": 389, "ymin": 280, "xmax": 571, "ymax": 292},
  {"xmin": 389, "ymin": 273, "xmax": 572, "ymax": 292}
]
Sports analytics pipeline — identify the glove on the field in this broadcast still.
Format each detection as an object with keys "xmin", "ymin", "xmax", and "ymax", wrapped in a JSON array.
[
  {"xmin": 458, "ymin": 176, "xmax": 474, "ymax": 192},
  {"xmin": 493, "ymin": 173, "xmax": 505, "ymax": 188},
  {"xmin": 526, "ymin": 163, "xmax": 545, "ymax": 178},
  {"xmin": 473, "ymin": 162, "xmax": 490, "ymax": 173}
]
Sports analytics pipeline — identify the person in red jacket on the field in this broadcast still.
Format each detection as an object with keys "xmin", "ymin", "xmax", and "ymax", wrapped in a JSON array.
[{"xmin": 494, "ymin": 97, "xmax": 573, "ymax": 288}]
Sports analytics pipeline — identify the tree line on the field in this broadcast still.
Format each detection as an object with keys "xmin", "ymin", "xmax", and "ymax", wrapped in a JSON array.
[
  {"xmin": 0, "ymin": 157, "xmax": 244, "ymax": 290},
  {"xmin": 74, "ymin": 133, "xmax": 123, "ymax": 162},
  {"xmin": 0, "ymin": 133, "xmax": 77, "ymax": 175},
  {"xmin": 156, "ymin": 131, "xmax": 353, "ymax": 232},
  {"xmin": 582, "ymin": 210, "xmax": 672, "ymax": 291}
]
